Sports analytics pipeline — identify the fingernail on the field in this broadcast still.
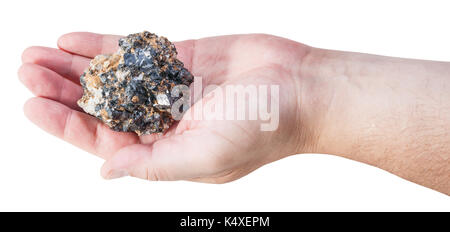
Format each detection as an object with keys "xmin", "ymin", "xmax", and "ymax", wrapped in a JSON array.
[{"xmin": 107, "ymin": 170, "xmax": 129, "ymax": 179}]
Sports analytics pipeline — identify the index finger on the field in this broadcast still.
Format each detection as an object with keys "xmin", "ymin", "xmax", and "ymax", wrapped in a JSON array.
[
  {"xmin": 57, "ymin": 32, "xmax": 122, "ymax": 58},
  {"xmin": 57, "ymin": 32, "xmax": 194, "ymax": 71}
]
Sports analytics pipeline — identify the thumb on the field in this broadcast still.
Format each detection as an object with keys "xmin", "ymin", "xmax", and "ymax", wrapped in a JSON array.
[{"xmin": 100, "ymin": 129, "xmax": 233, "ymax": 181}]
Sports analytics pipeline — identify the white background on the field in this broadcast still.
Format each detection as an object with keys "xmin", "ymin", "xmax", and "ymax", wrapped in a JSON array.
[{"xmin": 1, "ymin": 0, "xmax": 449, "ymax": 211}]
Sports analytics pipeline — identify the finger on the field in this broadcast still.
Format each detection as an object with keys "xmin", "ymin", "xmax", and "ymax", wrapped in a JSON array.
[
  {"xmin": 101, "ymin": 128, "xmax": 234, "ymax": 181},
  {"xmin": 58, "ymin": 32, "xmax": 122, "ymax": 58},
  {"xmin": 57, "ymin": 32, "xmax": 239, "ymax": 80},
  {"xmin": 57, "ymin": 32, "xmax": 194, "ymax": 70},
  {"xmin": 18, "ymin": 63, "xmax": 82, "ymax": 110},
  {"xmin": 21, "ymin": 46, "xmax": 89, "ymax": 84},
  {"xmin": 24, "ymin": 97, "xmax": 139, "ymax": 159}
]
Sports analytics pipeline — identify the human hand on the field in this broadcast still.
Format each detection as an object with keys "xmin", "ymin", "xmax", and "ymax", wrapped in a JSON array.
[
  {"xmin": 19, "ymin": 33, "xmax": 312, "ymax": 182},
  {"xmin": 20, "ymin": 32, "xmax": 450, "ymax": 193}
]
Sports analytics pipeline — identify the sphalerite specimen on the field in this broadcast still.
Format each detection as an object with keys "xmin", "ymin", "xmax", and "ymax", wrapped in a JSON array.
[{"xmin": 78, "ymin": 31, "xmax": 193, "ymax": 135}]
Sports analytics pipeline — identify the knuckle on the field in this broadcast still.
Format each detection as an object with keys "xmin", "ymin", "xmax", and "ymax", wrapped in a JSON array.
[{"xmin": 145, "ymin": 167, "xmax": 168, "ymax": 181}]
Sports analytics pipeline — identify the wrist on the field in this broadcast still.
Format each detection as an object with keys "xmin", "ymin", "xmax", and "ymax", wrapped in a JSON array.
[
  {"xmin": 294, "ymin": 48, "xmax": 350, "ymax": 155},
  {"xmin": 295, "ymin": 47, "xmax": 384, "ymax": 162}
]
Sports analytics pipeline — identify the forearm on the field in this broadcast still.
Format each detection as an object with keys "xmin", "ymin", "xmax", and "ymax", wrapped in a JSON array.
[{"xmin": 298, "ymin": 47, "xmax": 450, "ymax": 194}]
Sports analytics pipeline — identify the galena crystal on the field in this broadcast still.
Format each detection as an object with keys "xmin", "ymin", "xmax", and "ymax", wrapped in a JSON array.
[{"xmin": 77, "ymin": 31, "xmax": 193, "ymax": 135}]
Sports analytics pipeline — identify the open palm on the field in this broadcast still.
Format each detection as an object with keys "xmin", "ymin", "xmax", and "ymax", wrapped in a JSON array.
[{"xmin": 20, "ymin": 32, "xmax": 310, "ymax": 183}]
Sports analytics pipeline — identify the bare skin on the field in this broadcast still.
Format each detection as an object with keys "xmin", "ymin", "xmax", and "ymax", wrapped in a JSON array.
[{"xmin": 19, "ymin": 33, "xmax": 450, "ymax": 194}]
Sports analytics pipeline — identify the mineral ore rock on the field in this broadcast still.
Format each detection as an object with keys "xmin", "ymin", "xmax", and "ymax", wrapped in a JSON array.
[{"xmin": 77, "ymin": 31, "xmax": 193, "ymax": 135}]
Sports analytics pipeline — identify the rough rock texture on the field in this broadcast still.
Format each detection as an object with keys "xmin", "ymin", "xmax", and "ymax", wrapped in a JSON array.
[{"xmin": 78, "ymin": 31, "xmax": 193, "ymax": 135}]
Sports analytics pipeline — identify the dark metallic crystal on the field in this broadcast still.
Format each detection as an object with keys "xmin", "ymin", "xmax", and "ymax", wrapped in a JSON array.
[{"xmin": 77, "ymin": 31, "xmax": 193, "ymax": 135}]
